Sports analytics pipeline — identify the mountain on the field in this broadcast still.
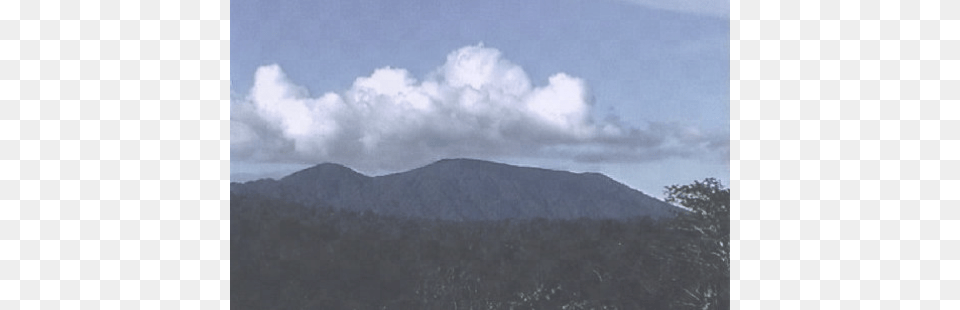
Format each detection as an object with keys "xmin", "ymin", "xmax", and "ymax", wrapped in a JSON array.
[{"xmin": 231, "ymin": 158, "xmax": 682, "ymax": 220}]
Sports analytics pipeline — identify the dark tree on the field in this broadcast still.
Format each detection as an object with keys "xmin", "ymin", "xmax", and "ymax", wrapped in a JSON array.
[{"xmin": 662, "ymin": 178, "xmax": 730, "ymax": 310}]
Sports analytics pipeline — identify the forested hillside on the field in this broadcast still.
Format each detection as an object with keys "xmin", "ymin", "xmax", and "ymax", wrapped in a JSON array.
[{"xmin": 231, "ymin": 178, "xmax": 729, "ymax": 309}]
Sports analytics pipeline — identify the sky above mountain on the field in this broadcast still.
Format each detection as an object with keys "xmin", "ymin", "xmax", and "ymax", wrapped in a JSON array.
[{"xmin": 231, "ymin": 0, "xmax": 729, "ymax": 197}]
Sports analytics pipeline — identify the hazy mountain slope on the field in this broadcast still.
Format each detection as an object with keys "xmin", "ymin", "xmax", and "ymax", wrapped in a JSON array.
[{"xmin": 231, "ymin": 158, "xmax": 681, "ymax": 220}]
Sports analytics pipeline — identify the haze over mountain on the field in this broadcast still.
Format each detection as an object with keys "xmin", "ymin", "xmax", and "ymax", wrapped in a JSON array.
[{"xmin": 231, "ymin": 158, "xmax": 681, "ymax": 221}]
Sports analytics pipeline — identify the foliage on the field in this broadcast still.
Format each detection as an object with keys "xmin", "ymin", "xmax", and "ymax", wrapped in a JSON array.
[
  {"xmin": 231, "ymin": 177, "xmax": 730, "ymax": 310},
  {"xmin": 662, "ymin": 178, "xmax": 730, "ymax": 310}
]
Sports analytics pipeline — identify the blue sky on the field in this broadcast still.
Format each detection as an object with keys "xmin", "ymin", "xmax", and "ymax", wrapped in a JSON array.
[{"xmin": 231, "ymin": 0, "xmax": 729, "ymax": 197}]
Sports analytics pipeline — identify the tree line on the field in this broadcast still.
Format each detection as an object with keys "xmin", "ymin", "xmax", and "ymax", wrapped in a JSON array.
[{"xmin": 231, "ymin": 178, "xmax": 729, "ymax": 310}]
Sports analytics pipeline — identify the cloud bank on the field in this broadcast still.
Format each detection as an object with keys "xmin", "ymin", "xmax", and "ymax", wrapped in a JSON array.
[{"xmin": 231, "ymin": 44, "xmax": 727, "ymax": 173}]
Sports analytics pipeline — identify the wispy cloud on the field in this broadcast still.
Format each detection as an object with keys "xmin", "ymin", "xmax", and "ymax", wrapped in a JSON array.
[
  {"xmin": 614, "ymin": 0, "xmax": 728, "ymax": 17},
  {"xmin": 231, "ymin": 44, "xmax": 727, "ymax": 173}
]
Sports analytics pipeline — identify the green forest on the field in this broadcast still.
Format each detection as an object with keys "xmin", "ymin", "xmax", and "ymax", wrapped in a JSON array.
[{"xmin": 231, "ymin": 179, "xmax": 729, "ymax": 310}]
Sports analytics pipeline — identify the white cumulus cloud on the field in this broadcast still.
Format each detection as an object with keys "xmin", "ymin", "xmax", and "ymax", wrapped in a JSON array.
[{"xmin": 231, "ymin": 44, "xmax": 726, "ymax": 173}]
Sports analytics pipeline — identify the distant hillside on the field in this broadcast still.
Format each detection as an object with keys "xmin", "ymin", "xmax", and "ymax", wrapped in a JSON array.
[{"xmin": 231, "ymin": 158, "xmax": 682, "ymax": 220}]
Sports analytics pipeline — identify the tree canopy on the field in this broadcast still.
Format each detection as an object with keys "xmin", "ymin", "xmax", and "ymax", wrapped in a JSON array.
[
  {"xmin": 231, "ymin": 177, "xmax": 731, "ymax": 309},
  {"xmin": 662, "ymin": 178, "xmax": 730, "ymax": 310}
]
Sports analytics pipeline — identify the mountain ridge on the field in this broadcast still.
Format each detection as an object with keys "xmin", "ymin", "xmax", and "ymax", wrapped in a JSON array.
[{"xmin": 231, "ymin": 158, "xmax": 682, "ymax": 220}]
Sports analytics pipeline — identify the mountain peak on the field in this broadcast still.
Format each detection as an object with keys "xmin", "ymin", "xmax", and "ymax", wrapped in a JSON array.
[
  {"xmin": 427, "ymin": 158, "xmax": 505, "ymax": 168},
  {"xmin": 280, "ymin": 162, "xmax": 367, "ymax": 182},
  {"xmin": 313, "ymin": 162, "xmax": 353, "ymax": 170},
  {"xmin": 430, "ymin": 158, "xmax": 499, "ymax": 166},
  {"xmin": 235, "ymin": 159, "xmax": 682, "ymax": 221}
]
